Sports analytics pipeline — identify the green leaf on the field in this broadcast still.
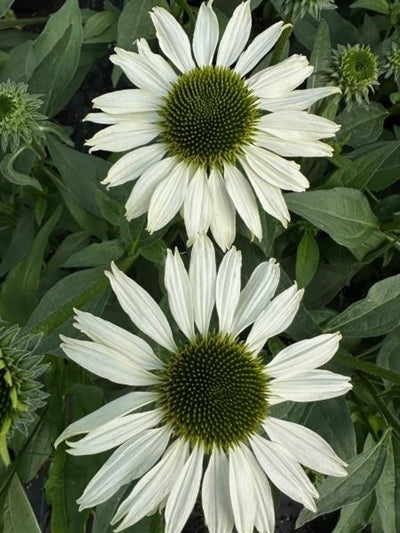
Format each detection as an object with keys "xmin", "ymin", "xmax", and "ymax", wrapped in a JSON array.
[
  {"xmin": 83, "ymin": 9, "xmax": 118, "ymax": 43},
  {"xmin": 285, "ymin": 188, "xmax": 379, "ymax": 249},
  {"xmin": 117, "ymin": 0, "xmax": 156, "ymax": 50},
  {"xmin": 0, "ymin": 207, "xmax": 62, "ymax": 324},
  {"xmin": 295, "ymin": 232, "xmax": 319, "ymax": 288},
  {"xmin": 336, "ymin": 103, "xmax": 388, "ymax": 149},
  {"xmin": 2, "ymin": 475, "xmax": 41, "ymax": 533},
  {"xmin": 376, "ymin": 328, "xmax": 400, "ymax": 375},
  {"xmin": 63, "ymin": 240, "xmax": 125, "ymax": 268},
  {"xmin": 140, "ymin": 240, "xmax": 167, "ymax": 264},
  {"xmin": 0, "ymin": 0, "xmax": 14, "ymax": 18},
  {"xmin": 325, "ymin": 274, "xmax": 400, "ymax": 337},
  {"xmin": 296, "ymin": 432, "xmax": 388, "ymax": 527},
  {"xmin": 375, "ymin": 435, "xmax": 400, "ymax": 533},
  {"xmin": 0, "ymin": 150, "xmax": 42, "ymax": 191},
  {"xmin": 0, "ymin": 210, "xmax": 34, "ymax": 277},
  {"xmin": 307, "ymin": 20, "xmax": 331, "ymax": 89},
  {"xmin": 350, "ymin": 0, "xmax": 389, "ymax": 14},
  {"xmin": 332, "ymin": 493, "xmax": 376, "ymax": 533}
]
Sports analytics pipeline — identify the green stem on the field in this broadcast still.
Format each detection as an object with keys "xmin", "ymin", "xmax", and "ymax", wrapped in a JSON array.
[
  {"xmin": 335, "ymin": 351, "xmax": 400, "ymax": 386},
  {"xmin": 0, "ymin": 16, "xmax": 48, "ymax": 29},
  {"xmin": 270, "ymin": 24, "xmax": 293, "ymax": 66},
  {"xmin": 175, "ymin": 0, "xmax": 195, "ymax": 31}
]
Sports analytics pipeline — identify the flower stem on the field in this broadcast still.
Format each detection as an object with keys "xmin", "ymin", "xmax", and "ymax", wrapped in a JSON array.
[{"xmin": 335, "ymin": 351, "xmax": 400, "ymax": 386}]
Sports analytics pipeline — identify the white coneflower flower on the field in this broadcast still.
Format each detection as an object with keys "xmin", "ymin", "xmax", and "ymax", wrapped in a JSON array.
[
  {"xmin": 85, "ymin": 0, "xmax": 340, "ymax": 250},
  {"xmin": 56, "ymin": 235, "xmax": 351, "ymax": 533}
]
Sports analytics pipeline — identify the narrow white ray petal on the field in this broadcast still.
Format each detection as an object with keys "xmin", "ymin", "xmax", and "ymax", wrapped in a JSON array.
[
  {"xmin": 193, "ymin": 0, "xmax": 219, "ymax": 66},
  {"xmin": 68, "ymin": 408, "xmax": 163, "ymax": 456},
  {"xmin": 125, "ymin": 156, "xmax": 177, "ymax": 220},
  {"xmin": 246, "ymin": 285, "xmax": 304, "ymax": 356},
  {"xmin": 85, "ymin": 121, "xmax": 160, "ymax": 153},
  {"xmin": 106, "ymin": 262, "xmax": 177, "ymax": 351},
  {"xmin": 254, "ymin": 134, "xmax": 334, "ymax": 158},
  {"xmin": 243, "ymin": 447, "xmax": 275, "ymax": 533},
  {"xmin": 111, "ymin": 47, "xmax": 176, "ymax": 94},
  {"xmin": 235, "ymin": 21, "xmax": 285, "ymax": 76},
  {"xmin": 77, "ymin": 426, "xmax": 171, "ymax": 509},
  {"xmin": 150, "ymin": 7, "xmax": 195, "ymax": 72},
  {"xmin": 55, "ymin": 391, "xmax": 157, "ymax": 447},
  {"xmin": 183, "ymin": 167, "xmax": 211, "ymax": 245},
  {"xmin": 189, "ymin": 233, "xmax": 216, "ymax": 334},
  {"xmin": 202, "ymin": 449, "xmax": 234, "ymax": 533},
  {"xmin": 217, "ymin": 0, "xmax": 252, "ymax": 67},
  {"xmin": 229, "ymin": 443, "xmax": 257, "ymax": 533},
  {"xmin": 248, "ymin": 55, "xmax": 313, "ymax": 98},
  {"xmin": 258, "ymin": 86, "xmax": 341, "ymax": 112},
  {"xmin": 216, "ymin": 247, "xmax": 242, "ymax": 333},
  {"xmin": 266, "ymin": 332, "xmax": 342, "ymax": 378},
  {"xmin": 165, "ymin": 249, "xmax": 195, "ymax": 340},
  {"xmin": 92, "ymin": 89, "xmax": 162, "ymax": 114},
  {"xmin": 147, "ymin": 162, "xmax": 191, "ymax": 234},
  {"xmin": 242, "ymin": 145, "xmax": 309, "ymax": 192},
  {"xmin": 102, "ymin": 144, "xmax": 166, "ymax": 189},
  {"xmin": 165, "ymin": 446, "xmax": 204, "ymax": 533},
  {"xmin": 250, "ymin": 435, "xmax": 318, "ymax": 511},
  {"xmin": 224, "ymin": 164, "xmax": 262, "ymax": 241},
  {"xmin": 269, "ymin": 370, "xmax": 352, "ymax": 404},
  {"xmin": 84, "ymin": 111, "xmax": 159, "ymax": 124},
  {"xmin": 257, "ymin": 111, "xmax": 340, "ymax": 142},
  {"xmin": 60, "ymin": 336, "xmax": 158, "ymax": 386},
  {"xmin": 231, "ymin": 259, "xmax": 280, "ymax": 336},
  {"xmin": 263, "ymin": 417, "xmax": 348, "ymax": 477},
  {"xmin": 242, "ymin": 164, "xmax": 290, "ymax": 228},
  {"xmin": 73, "ymin": 309, "xmax": 162, "ymax": 370},
  {"xmin": 112, "ymin": 439, "xmax": 189, "ymax": 529},
  {"xmin": 209, "ymin": 168, "xmax": 236, "ymax": 252}
]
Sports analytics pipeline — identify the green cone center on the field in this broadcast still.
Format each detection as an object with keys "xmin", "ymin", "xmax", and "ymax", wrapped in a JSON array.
[
  {"xmin": 158, "ymin": 333, "xmax": 269, "ymax": 451},
  {"xmin": 0, "ymin": 94, "xmax": 16, "ymax": 120},
  {"xmin": 0, "ymin": 367, "xmax": 12, "ymax": 430},
  {"xmin": 342, "ymin": 48, "xmax": 378, "ymax": 86},
  {"xmin": 159, "ymin": 66, "xmax": 260, "ymax": 169}
]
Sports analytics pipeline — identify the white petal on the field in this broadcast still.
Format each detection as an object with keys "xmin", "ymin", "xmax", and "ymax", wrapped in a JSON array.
[
  {"xmin": 229, "ymin": 443, "xmax": 257, "ymax": 533},
  {"xmin": 257, "ymin": 111, "xmax": 340, "ymax": 142},
  {"xmin": 73, "ymin": 309, "xmax": 162, "ymax": 370},
  {"xmin": 68, "ymin": 408, "xmax": 163, "ymax": 456},
  {"xmin": 216, "ymin": 247, "xmax": 242, "ymax": 333},
  {"xmin": 102, "ymin": 144, "xmax": 166, "ymax": 188},
  {"xmin": 92, "ymin": 89, "xmax": 162, "ymax": 114},
  {"xmin": 235, "ymin": 21, "xmax": 285, "ymax": 76},
  {"xmin": 189, "ymin": 233, "xmax": 216, "ymax": 334},
  {"xmin": 135, "ymin": 38, "xmax": 179, "ymax": 86},
  {"xmin": 263, "ymin": 417, "xmax": 348, "ymax": 477},
  {"xmin": 183, "ymin": 167, "xmax": 211, "ymax": 245},
  {"xmin": 248, "ymin": 55, "xmax": 313, "ymax": 98},
  {"xmin": 231, "ymin": 259, "xmax": 280, "ymax": 336},
  {"xmin": 250, "ymin": 435, "xmax": 318, "ymax": 511},
  {"xmin": 165, "ymin": 249, "xmax": 195, "ymax": 340},
  {"xmin": 242, "ymin": 145, "xmax": 309, "ymax": 192},
  {"xmin": 209, "ymin": 168, "xmax": 236, "ymax": 252},
  {"xmin": 60, "ymin": 336, "xmax": 158, "ymax": 386},
  {"xmin": 111, "ymin": 47, "xmax": 176, "ymax": 94},
  {"xmin": 269, "ymin": 370, "xmax": 352, "ymax": 404},
  {"xmin": 246, "ymin": 284, "xmax": 304, "ymax": 355},
  {"xmin": 55, "ymin": 391, "xmax": 157, "ymax": 447},
  {"xmin": 202, "ymin": 449, "xmax": 234, "ymax": 533},
  {"xmin": 125, "ymin": 156, "xmax": 177, "ymax": 220},
  {"xmin": 224, "ymin": 164, "xmax": 262, "ymax": 241},
  {"xmin": 193, "ymin": 0, "xmax": 219, "ymax": 66},
  {"xmin": 77, "ymin": 426, "xmax": 171, "ymax": 509},
  {"xmin": 217, "ymin": 1, "xmax": 252, "ymax": 67},
  {"xmin": 106, "ymin": 262, "xmax": 177, "ymax": 351},
  {"xmin": 258, "ymin": 86, "xmax": 341, "ymax": 112},
  {"xmin": 266, "ymin": 332, "xmax": 342, "ymax": 378},
  {"xmin": 254, "ymin": 134, "xmax": 334, "ymax": 158},
  {"xmin": 165, "ymin": 446, "xmax": 204, "ymax": 533},
  {"xmin": 147, "ymin": 162, "xmax": 190, "ymax": 234},
  {"xmin": 112, "ymin": 439, "xmax": 189, "ymax": 529},
  {"xmin": 84, "ymin": 111, "xmax": 159, "ymax": 124},
  {"xmin": 150, "ymin": 7, "xmax": 195, "ymax": 72},
  {"xmin": 85, "ymin": 121, "xmax": 160, "ymax": 152}
]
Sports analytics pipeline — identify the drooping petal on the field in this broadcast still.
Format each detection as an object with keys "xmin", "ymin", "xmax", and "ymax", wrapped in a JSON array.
[
  {"xmin": 193, "ymin": 0, "xmax": 219, "ymax": 66},
  {"xmin": 246, "ymin": 284, "xmax": 304, "ymax": 355},
  {"xmin": 164, "ymin": 249, "xmax": 195, "ymax": 340},
  {"xmin": 85, "ymin": 121, "xmax": 160, "ymax": 152},
  {"xmin": 101, "ymin": 144, "xmax": 166, "ymax": 188},
  {"xmin": 258, "ymin": 86, "xmax": 341, "ymax": 112},
  {"xmin": 135, "ymin": 38, "xmax": 179, "ymax": 85},
  {"xmin": 235, "ymin": 21, "xmax": 285, "ymax": 76},
  {"xmin": 202, "ymin": 449, "xmax": 234, "ymax": 533},
  {"xmin": 224, "ymin": 164, "xmax": 262, "ymax": 241},
  {"xmin": 216, "ymin": 247, "xmax": 242, "ymax": 333},
  {"xmin": 254, "ymin": 134, "xmax": 334, "ymax": 158},
  {"xmin": 263, "ymin": 417, "xmax": 348, "ymax": 477},
  {"xmin": 92, "ymin": 89, "xmax": 162, "ymax": 114},
  {"xmin": 209, "ymin": 168, "xmax": 236, "ymax": 252},
  {"xmin": 105, "ymin": 262, "xmax": 177, "ymax": 352},
  {"xmin": 228, "ymin": 443, "xmax": 257, "ymax": 533},
  {"xmin": 183, "ymin": 167, "xmax": 211, "ymax": 245},
  {"xmin": 189, "ymin": 233, "xmax": 216, "ymax": 334},
  {"xmin": 150, "ymin": 7, "xmax": 195, "ymax": 72},
  {"xmin": 217, "ymin": 1, "xmax": 252, "ymax": 67},
  {"xmin": 165, "ymin": 446, "xmax": 204, "ymax": 533},
  {"xmin": 73, "ymin": 309, "xmax": 162, "ymax": 370}
]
